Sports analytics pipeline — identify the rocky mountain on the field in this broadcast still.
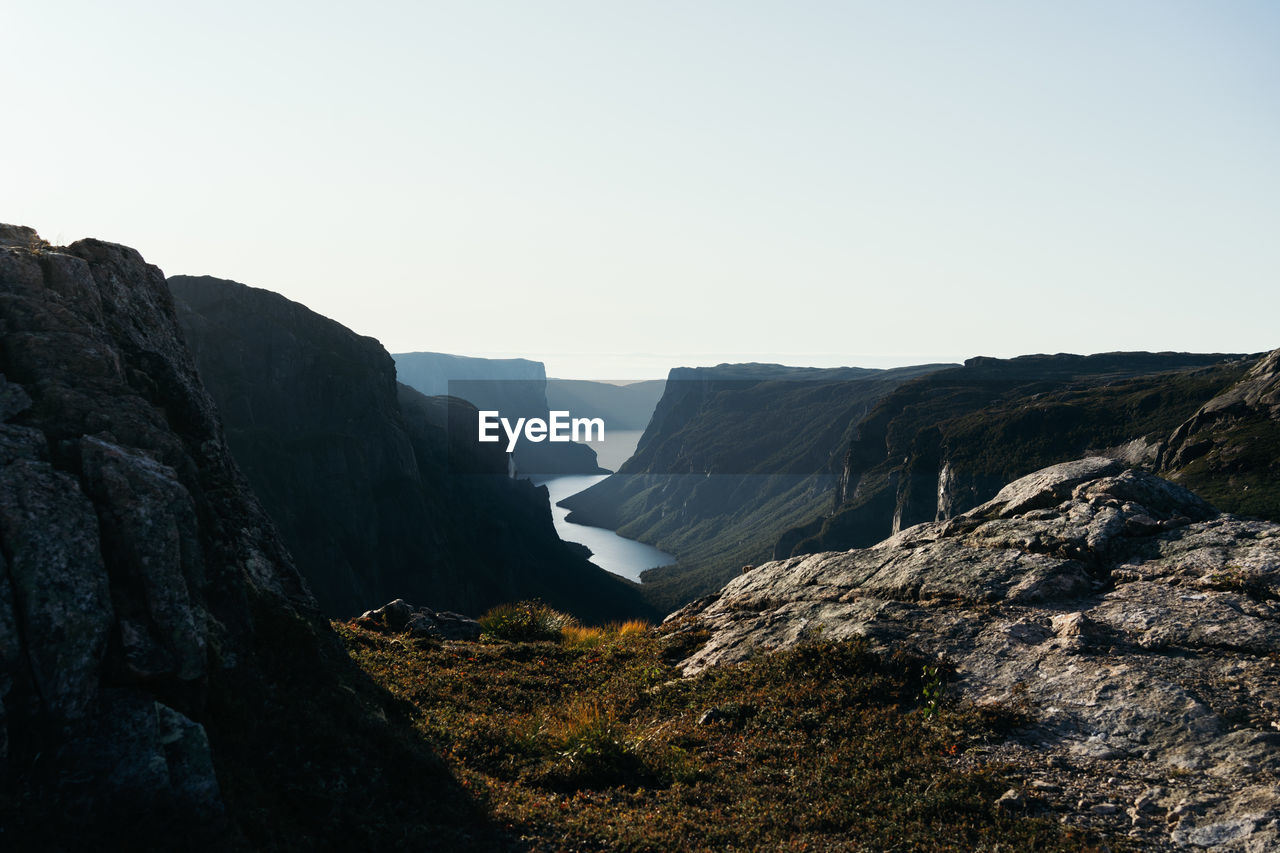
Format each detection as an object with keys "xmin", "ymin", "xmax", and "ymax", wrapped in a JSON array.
[
  {"xmin": 777, "ymin": 351, "xmax": 1250, "ymax": 560},
  {"xmin": 1159, "ymin": 348, "xmax": 1280, "ymax": 522},
  {"xmin": 670, "ymin": 457, "xmax": 1280, "ymax": 850},
  {"xmin": 169, "ymin": 275, "xmax": 651, "ymax": 622},
  {"xmin": 394, "ymin": 350, "xmax": 605, "ymax": 475},
  {"xmin": 0, "ymin": 227, "xmax": 484, "ymax": 847},
  {"xmin": 394, "ymin": 350, "xmax": 546, "ymax": 397},
  {"xmin": 544, "ymin": 378, "xmax": 667, "ymax": 431},
  {"xmin": 558, "ymin": 362, "xmax": 953, "ymax": 610}
]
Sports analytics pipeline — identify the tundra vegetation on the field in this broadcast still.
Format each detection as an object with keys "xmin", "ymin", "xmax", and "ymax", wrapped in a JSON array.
[{"xmin": 336, "ymin": 607, "xmax": 1114, "ymax": 851}]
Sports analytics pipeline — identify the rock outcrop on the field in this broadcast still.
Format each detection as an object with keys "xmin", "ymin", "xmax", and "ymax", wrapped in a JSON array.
[
  {"xmin": 0, "ymin": 228, "xmax": 478, "ymax": 846},
  {"xmin": 354, "ymin": 598, "xmax": 482, "ymax": 641},
  {"xmin": 671, "ymin": 458, "xmax": 1280, "ymax": 850},
  {"xmin": 169, "ymin": 274, "xmax": 652, "ymax": 622}
]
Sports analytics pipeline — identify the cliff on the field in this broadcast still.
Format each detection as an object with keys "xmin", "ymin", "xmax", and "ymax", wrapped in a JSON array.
[
  {"xmin": 170, "ymin": 275, "xmax": 652, "ymax": 622},
  {"xmin": 0, "ymin": 226, "xmax": 482, "ymax": 847},
  {"xmin": 777, "ymin": 351, "xmax": 1249, "ymax": 559},
  {"xmin": 1159, "ymin": 347, "xmax": 1280, "ymax": 522},
  {"xmin": 394, "ymin": 350, "xmax": 605, "ymax": 475},
  {"xmin": 559, "ymin": 362, "xmax": 952, "ymax": 610}
]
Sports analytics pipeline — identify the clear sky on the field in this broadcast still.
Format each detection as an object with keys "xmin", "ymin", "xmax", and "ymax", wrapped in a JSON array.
[{"xmin": 5, "ymin": 1, "xmax": 1278, "ymax": 379}]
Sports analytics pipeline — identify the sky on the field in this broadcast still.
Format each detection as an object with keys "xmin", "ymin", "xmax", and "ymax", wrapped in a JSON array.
[{"xmin": 5, "ymin": 1, "xmax": 1278, "ymax": 379}]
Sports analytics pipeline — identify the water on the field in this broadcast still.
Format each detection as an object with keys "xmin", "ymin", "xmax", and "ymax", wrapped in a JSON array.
[
  {"xmin": 527, "ymin": 430, "xmax": 675, "ymax": 582},
  {"xmin": 588, "ymin": 428, "xmax": 646, "ymax": 473}
]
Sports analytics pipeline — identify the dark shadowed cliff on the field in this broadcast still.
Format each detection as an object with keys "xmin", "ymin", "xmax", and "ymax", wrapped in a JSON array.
[
  {"xmin": 169, "ymin": 275, "xmax": 652, "ymax": 622},
  {"xmin": 394, "ymin": 351, "xmax": 606, "ymax": 475},
  {"xmin": 0, "ymin": 226, "xmax": 487, "ymax": 848}
]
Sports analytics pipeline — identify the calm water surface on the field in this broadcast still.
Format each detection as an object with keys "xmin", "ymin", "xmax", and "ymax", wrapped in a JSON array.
[{"xmin": 528, "ymin": 430, "xmax": 674, "ymax": 582}]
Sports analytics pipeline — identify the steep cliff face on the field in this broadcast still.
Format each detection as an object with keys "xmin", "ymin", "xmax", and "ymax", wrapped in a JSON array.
[
  {"xmin": 394, "ymin": 350, "xmax": 605, "ymax": 475},
  {"xmin": 558, "ymin": 362, "xmax": 952, "ymax": 610},
  {"xmin": 169, "ymin": 275, "xmax": 424, "ymax": 613},
  {"xmin": 778, "ymin": 352, "xmax": 1249, "ymax": 559},
  {"xmin": 0, "ymin": 227, "xmax": 477, "ymax": 846},
  {"xmin": 170, "ymin": 275, "xmax": 651, "ymax": 622},
  {"xmin": 671, "ymin": 459, "xmax": 1280, "ymax": 850},
  {"xmin": 1160, "ymin": 348, "xmax": 1280, "ymax": 522}
]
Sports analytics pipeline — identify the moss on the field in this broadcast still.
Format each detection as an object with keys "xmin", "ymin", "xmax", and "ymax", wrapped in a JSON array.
[{"xmin": 1173, "ymin": 414, "xmax": 1280, "ymax": 522}]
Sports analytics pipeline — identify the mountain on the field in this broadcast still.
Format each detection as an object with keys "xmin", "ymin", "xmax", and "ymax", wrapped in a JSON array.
[
  {"xmin": 394, "ymin": 350, "xmax": 545, "ymax": 397},
  {"xmin": 544, "ymin": 377, "xmax": 667, "ymax": 471},
  {"xmin": 0, "ymin": 226, "xmax": 485, "ymax": 847},
  {"xmin": 558, "ymin": 362, "xmax": 953, "ymax": 610},
  {"xmin": 776, "ymin": 351, "xmax": 1250, "ymax": 560},
  {"xmin": 169, "ymin": 275, "xmax": 652, "ymax": 622},
  {"xmin": 544, "ymin": 378, "xmax": 667, "ymax": 430},
  {"xmin": 394, "ymin": 351, "xmax": 605, "ymax": 475},
  {"xmin": 670, "ymin": 457, "xmax": 1280, "ymax": 850},
  {"xmin": 1159, "ymin": 348, "xmax": 1280, "ymax": 522}
]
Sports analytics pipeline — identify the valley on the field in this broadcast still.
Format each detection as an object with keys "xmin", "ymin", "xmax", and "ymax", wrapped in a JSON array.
[
  {"xmin": 529, "ymin": 430, "xmax": 676, "ymax": 583},
  {"xmin": 7, "ymin": 5, "xmax": 1275, "ymax": 849},
  {"xmin": 3, "ymin": 225, "xmax": 1278, "ymax": 851}
]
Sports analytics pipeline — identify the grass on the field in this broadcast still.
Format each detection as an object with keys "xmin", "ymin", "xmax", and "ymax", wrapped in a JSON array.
[
  {"xmin": 336, "ymin": 608, "xmax": 1117, "ymax": 851},
  {"xmin": 479, "ymin": 600, "xmax": 578, "ymax": 642}
]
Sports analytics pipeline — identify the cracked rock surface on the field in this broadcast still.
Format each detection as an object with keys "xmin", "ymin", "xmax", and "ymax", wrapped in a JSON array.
[
  {"xmin": 0, "ymin": 226, "xmax": 313, "ymax": 827},
  {"xmin": 671, "ymin": 457, "xmax": 1280, "ymax": 850}
]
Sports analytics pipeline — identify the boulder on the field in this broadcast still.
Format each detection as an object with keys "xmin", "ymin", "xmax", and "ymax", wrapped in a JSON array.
[
  {"xmin": 356, "ymin": 599, "xmax": 482, "ymax": 641},
  {"xmin": 671, "ymin": 458, "xmax": 1280, "ymax": 850}
]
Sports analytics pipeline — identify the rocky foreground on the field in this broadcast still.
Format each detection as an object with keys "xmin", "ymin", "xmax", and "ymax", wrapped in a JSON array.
[
  {"xmin": 0, "ymin": 225, "xmax": 479, "ymax": 847},
  {"xmin": 671, "ymin": 457, "xmax": 1280, "ymax": 851}
]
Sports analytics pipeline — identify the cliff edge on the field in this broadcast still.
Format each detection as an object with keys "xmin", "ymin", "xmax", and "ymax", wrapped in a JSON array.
[{"xmin": 0, "ymin": 227, "xmax": 481, "ymax": 848}]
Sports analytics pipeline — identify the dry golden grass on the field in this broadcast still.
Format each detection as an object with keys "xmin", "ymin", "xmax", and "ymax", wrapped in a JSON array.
[
  {"xmin": 560, "ymin": 624, "xmax": 606, "ymax": 648},
  {"xmin": 613, "ymin": 619, "xmax": 650, "ymax": 637},
  {"xmin": 560, "ymin": 618, "xmax": 651, "ymax": 648}
]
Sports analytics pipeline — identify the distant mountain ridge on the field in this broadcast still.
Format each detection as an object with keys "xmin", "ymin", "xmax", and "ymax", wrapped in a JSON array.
[
  {"xmin": 545, "ymin": 378, "xmax": 667, "ymax": 431},
  {"xmin": 392, "ymin": 351, "xmax": 542, "ymax": 392},
  {"xmin": 394, "ymin": 351, "xmax": 605, "ymax": 475},
  {"xmin": 777, "ymin": 351, "xmax": 1253, "ymax": 560},
  {"xmin": 170, "ymin": 275, "xmax": 651, "ymax": 622},
  {"xmin": 558, "ymin": 352, "xmax": 1273, "ymax": 612},
  {"xmin": 559, "ymin": 361, "xmax": 954, "ymax": 609}
]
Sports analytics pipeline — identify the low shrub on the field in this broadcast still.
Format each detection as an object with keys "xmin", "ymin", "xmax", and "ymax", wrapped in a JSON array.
[{"xmin": 478, "ymin": 600, "xmax": 575, "ymax": 642}]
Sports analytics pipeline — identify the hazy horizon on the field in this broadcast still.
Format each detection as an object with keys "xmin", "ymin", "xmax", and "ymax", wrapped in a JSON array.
[{"xmin": 6, "ymin": 2, "xmax": 1278, "ymax": 379}]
